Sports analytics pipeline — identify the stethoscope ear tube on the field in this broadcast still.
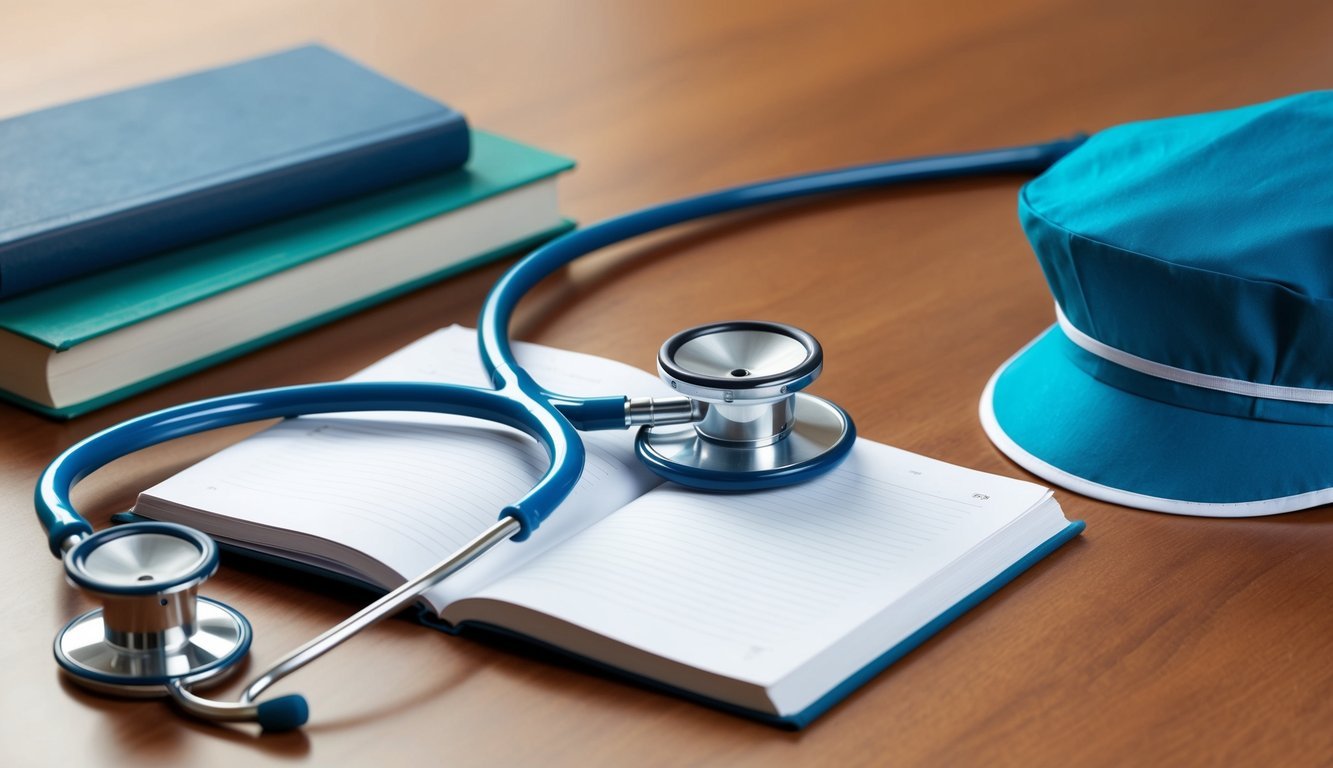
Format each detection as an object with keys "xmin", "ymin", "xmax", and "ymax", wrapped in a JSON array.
[
  {"xmin": 168, "ymin": 682, "xmax": 309, "ymax": 732},
  {"xmin": 166, "ymin": 515, "xmax": 521, "ymax": 731}
]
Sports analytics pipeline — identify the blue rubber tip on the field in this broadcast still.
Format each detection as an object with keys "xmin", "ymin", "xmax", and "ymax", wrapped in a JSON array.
[{"xmin": 256, "ymin": 694, "xmax": 309, "ymax": 732}]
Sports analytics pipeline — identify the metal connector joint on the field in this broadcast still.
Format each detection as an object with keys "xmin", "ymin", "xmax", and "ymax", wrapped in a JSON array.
[{"xmin": 625, "ymin": 397, "xmax": 705, "ymax": 427}]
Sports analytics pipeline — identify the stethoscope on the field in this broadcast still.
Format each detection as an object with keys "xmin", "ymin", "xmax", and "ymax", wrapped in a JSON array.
[{"xmin": 35, "ymin": 134, "xmax": 1085, "ymax": 732}]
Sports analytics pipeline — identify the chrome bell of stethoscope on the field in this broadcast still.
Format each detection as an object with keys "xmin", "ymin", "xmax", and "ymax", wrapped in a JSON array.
[
  {"xmin": 634, "ymin": 320, "xmax": 856, "ymax": 489},
  {"xmin": 54, "ymin": 522, "xmax": 310, "ymax": 731},
  {"xmin": 54, "ymin": 523, "xmax": 251, "ymax": 694}
]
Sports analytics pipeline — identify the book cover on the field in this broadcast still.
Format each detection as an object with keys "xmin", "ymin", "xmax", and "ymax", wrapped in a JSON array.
[{"xmin": 0, "ymin": 44, "xmax": 470, "ymax": 297}]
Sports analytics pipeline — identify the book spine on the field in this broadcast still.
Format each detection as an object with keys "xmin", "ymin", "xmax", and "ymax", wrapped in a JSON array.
[{"xmin": 0, "ymin": 113, "xmax": 470, "ymax": 299}]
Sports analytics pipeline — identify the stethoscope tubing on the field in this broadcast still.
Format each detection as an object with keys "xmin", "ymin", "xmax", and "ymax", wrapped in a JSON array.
[
  {"xmin": 36, "ymin": 380, "xmax": 576, "ymax": 555},
  {"xmin": 36, "ymin": 134, "xmax": 1087, "ymax": 558},
  {"xmin": 479, "ymin": 135, "xmax": 1088, "ymax": 404}
]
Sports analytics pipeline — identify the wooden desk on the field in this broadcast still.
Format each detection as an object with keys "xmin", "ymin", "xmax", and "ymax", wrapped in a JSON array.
[{"xmin": 3, "ymin": 1, "xmax": 1331, "ymax": 765}]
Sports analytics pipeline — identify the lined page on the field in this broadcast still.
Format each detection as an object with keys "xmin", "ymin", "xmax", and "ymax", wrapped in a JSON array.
[
  {"xmin": 453, "ymin": 439, "xmax": 1054, "ymax": 685},
  {"xmin": 135, "ymin": 326, "xmax": 672, "ymax": 611}
]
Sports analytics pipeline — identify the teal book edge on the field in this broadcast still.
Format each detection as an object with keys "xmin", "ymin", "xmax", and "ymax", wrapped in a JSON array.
[
  {"xmin": 0, "ymin": 222, "xmax": 572, "ymax": 419},
  {"xmin": 112, "ymin": 511, "xmax": 1085, "ymax": 729}
]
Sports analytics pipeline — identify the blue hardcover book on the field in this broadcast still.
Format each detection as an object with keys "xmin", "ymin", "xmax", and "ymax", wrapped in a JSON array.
[
  {"xmin": 0, "ymin": 44, "xmax": 469, "ymax": 297},
  {"xmin": 123, "ymin": 328, "xmax": 1084, "ymax": 728}
]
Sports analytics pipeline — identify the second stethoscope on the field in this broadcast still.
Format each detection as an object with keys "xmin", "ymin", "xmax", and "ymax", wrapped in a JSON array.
[{"xmin": 34, "ymin": 134, "xmax": 1085, "ymax": 732}]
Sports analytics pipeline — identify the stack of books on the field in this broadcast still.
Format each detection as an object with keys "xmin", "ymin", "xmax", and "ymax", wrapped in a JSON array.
[{"xmin": 0, "ymin": 45, "xmax": 573, "ymax": 418}]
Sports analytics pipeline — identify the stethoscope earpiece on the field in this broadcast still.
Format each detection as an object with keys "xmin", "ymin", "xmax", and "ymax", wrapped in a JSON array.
[{"xmin": 635, "ymin": 321, "xmax": 856, "ymax": 489}]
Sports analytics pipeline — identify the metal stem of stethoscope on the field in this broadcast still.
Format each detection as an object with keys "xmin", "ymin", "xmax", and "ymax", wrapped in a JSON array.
[{"xmin": 165, "ymin": 516, "xmax": 521, "ymax": 724}]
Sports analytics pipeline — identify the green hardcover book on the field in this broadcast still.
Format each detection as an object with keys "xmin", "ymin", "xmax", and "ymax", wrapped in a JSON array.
[{"xmin": 0, "ymin": 131, "xmax": 574, "ymax": 419}]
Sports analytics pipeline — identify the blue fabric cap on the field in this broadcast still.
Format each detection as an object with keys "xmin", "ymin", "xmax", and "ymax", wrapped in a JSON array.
[{"xmin": 982, "ymin": 92, "xmax": 1333, "ymax": 516}]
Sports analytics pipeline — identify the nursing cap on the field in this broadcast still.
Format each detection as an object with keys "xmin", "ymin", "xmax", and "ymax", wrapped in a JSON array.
[{"xmin": 981, "ymin": 92, "xmax": 1333, "ymax": 516}]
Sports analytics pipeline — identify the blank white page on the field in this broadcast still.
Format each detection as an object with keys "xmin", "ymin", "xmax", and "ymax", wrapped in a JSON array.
[
  {"xmin": 454, "ymin": 439, "xmax": 1055, "ymax": 687},
  {"xmin": 135, "ymin": 326, "xmax": 672, "ymax": 612}
]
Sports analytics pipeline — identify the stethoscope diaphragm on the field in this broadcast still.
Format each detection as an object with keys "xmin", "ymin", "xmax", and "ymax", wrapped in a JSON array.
[
  {"xmin": 636, "ymin": 321, "xmax": 856, "ymax": 490},
  {"xmin": 55, "ymin": 523, "xmax": 251, "ymax": 696}
]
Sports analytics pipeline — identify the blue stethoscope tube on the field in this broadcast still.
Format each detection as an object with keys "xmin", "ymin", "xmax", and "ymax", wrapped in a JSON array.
[
  {"xmin": 36, "ymin": 382, "xmax": 572, "ymax": 553},
  {"xmin": 36, "ymin": 134, "xmax": 1086, "ymax": 558}
]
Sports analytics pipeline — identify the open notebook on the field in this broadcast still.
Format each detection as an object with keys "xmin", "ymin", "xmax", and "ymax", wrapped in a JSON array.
[{"xmin": 130, "ymin": 326, "xmax": 1083, "ymax": 728}]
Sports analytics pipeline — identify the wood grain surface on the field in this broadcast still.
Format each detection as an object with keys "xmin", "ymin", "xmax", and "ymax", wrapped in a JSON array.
[{"xmin": 2, "ymin": 1, "xmax": 1331, "ymax": 765}]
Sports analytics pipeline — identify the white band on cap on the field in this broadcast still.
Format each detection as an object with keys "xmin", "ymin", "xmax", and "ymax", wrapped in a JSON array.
[{"xmin": 1054, "ymin": 303, "xmax": 1333, "ymax": 405}]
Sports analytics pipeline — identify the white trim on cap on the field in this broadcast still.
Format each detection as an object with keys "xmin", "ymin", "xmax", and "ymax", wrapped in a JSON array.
[
  {"xmin": 979, "ymin": 338, "xmax": 1332, "ymax": 518},
  {"xmin": 1054, "ymin": 303, "xmax": 1333, "ymax": 405}
]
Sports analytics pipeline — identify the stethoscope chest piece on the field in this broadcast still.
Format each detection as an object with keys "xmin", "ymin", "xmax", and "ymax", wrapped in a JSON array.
[
  {"xmin": 635, "ymin": 321, "xmax": 855, "ymax": 490},
  {"xmin": 55, "ymin": 522, "xmax": 251, "ymax": 696}
]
